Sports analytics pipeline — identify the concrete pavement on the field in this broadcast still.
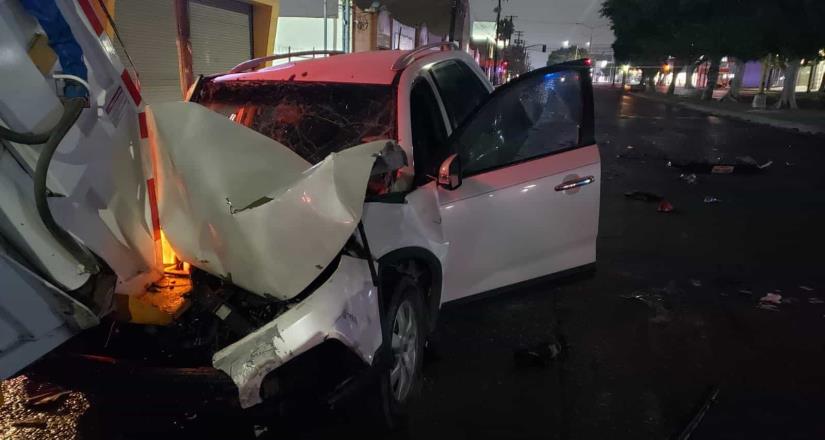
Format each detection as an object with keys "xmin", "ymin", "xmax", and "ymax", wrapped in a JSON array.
[{"xmin": 629, "ymin": 85, "xmax": 825, "ymax": 136}]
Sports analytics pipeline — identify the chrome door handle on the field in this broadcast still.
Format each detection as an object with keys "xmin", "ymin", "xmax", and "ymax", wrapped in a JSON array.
[{"xmin": 555, "ymin": 176, "xmax": 595, "ymax": 192}]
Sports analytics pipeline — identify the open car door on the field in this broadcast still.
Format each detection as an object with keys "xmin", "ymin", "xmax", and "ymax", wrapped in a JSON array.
[{"xmin": 437, "ymin": 61, "xmax": 600, "ymax": 302}]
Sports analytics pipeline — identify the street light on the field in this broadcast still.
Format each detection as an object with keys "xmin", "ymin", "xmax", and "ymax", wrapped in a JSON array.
[{"xmin": 562, "ymin": 40, "xmax": 570, "ymax": 48}]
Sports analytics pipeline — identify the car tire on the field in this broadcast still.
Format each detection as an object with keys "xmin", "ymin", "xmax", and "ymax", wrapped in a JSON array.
[{"xmin": 371, "ymin": 275, "xmax": 426, "ymax": 430}]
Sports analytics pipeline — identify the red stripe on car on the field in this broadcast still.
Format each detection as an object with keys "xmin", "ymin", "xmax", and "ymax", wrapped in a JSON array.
[
  {"xmin": 77, "ymin": 0, "xmax": 103, "ymax": 35},
  {"xmin": 138, "ymin": 112, "xmax": 148, "ymax": 139},
  {"xmin": 121, "ymin": 70, "xmax": 142, "ymax": 106}
]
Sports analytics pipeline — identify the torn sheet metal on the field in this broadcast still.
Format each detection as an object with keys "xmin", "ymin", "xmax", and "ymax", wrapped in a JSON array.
[
  {"xmin": 212, "ymin": 255, "xmax": 381, "ymax": 408},
  {"xmin": 146, "ymin": 101, "xmax": 393, "ymax": 301},
  {"xmin": 0, "ymin": 251, "xmax": 98, "ymax": 378}
]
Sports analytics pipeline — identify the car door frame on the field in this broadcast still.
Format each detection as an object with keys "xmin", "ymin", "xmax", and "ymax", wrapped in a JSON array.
[{"xmin": 446, "ymin": 60, "xmax": 596, "ymax": 173}]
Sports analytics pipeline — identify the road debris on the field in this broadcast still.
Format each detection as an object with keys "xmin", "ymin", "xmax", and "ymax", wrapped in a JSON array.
[
  {"xmin": 11, "ymin": 417, "xmax": 48, "ymax": 429},
  {"xmin": 680, "ymin": 173, "xmax": 698, "ymax": 184},
  {"xmin": 809, "ymin": 297, "xmax": 824, "ymax": 305},
  {"xmin": 760, "ymin": 293, "xmax": 782, "ymax": 305},
  {"xmin": 738, "ymin": 289, "xmax": 753, "ymax": 296},
  {"xmin": 669, "ymin": 156, "xmax": 772, "ymax": 174},
  {"xmin": 675, "ymin": 387, "xmax": 720, "ymax": 440},
  {"xmin": 690, "ymin": 279, "xmax": 702, "ymax": 288},
  {"xmin": 621, "ymin": 286, "xmax": 673, "ymax": 323},
  {"xmin": 703, "ymin": 196, "xmax": 721, "ymax": 204},
  {"xmin": 712, "ymin": 165, "xmax": 735, "ymax": 174},
  {"xmin": 736, "ymin": 156, "xmax": 773, "ymax": 169},
  {"xmin": 514, "ymin": 340, "xmax": 564, "ymax": 367},
  {"xmin": 24, "ymin": 387, "xmax": 71, "ymax": 408},
  {"xmin": 800, "ymin": 286, "xmax": 815, "ymax": 292},
  {"xmin": 626, "ymin": 191, "xmax": 675, "ymax": 213}
]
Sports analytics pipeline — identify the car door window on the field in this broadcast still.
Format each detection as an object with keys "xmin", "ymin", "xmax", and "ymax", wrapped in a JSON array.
[
  {"xmin": 430, "ymin": 60, "xmax": 489, "ymax": 128},
  {"xmin": 409, "ymin": 79, "xmax": 449, "ymax": 186},
  {"xmin": 452, "ymin": 69, "xmax": 587, "ymax": 176}
]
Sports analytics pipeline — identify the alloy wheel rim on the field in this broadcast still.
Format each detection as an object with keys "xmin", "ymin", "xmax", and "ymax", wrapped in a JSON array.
[{"xmin": 390, "ymin": 300, "xmax": 418, "ymax": 402}]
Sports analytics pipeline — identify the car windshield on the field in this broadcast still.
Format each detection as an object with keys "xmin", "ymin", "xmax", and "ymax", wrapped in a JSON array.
[{"xmin": 196, "ymin": 80, "xmax": 396, "ymax": 164}]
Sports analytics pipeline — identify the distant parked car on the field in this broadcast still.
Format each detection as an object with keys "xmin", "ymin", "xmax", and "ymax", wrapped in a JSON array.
[{"xmin": 624, "ymin": 82, "xmax": 647, "ymax": 92}]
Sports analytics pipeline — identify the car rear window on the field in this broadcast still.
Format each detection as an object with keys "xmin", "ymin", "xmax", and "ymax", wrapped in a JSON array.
[{"xmin": 196, "ymin": 80, "xmax": 396, "ymax": 164}]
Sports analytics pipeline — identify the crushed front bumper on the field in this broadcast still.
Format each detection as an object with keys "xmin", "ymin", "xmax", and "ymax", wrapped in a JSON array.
[
  {"xmin": 33, "ymin": 255, "xmax": 383, "ymax": 410},
  {"xmin": 212, "ymin": 255, "xmax": 383, "ymax": 408}
]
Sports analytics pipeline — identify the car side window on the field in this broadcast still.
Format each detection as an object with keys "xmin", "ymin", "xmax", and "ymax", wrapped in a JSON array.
[
  {"xmin": 430, "ymin": 60, "xmax": 489, "ymax": 128},
  {"xmin": 453, "ymin": 69, "xmax": 584, "ymax": 176},
  {"xmin": 409, "ymin": 79, "xmax": 449, "ymax": 186}
]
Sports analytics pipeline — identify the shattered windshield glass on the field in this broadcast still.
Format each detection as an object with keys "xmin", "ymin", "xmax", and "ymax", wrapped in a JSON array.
[{"xmin": 197, "ymin": 80, "xmax": 396, "ymax": 164}]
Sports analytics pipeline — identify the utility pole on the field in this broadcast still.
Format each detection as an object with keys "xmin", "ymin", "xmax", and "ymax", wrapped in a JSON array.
[
  {"xmin": 323, "ymin": 0, "xmax": 328, "ymax": 51},
  {"xmin": 173, "ymin": 0, "xmax": 193, "ymax": 98},
  {"xmin": 449, "ymin": 0, "xmax": 457, "ymax": 42},
  {"xmin": 492, "ymin": 0, "xmax": 502, "ymax": 84},
  {"xmin": 342, "ymin": 0, "xmax": 350, "ymax": 52}
]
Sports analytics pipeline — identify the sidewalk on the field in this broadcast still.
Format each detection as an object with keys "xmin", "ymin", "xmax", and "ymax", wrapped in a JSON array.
[{"xmin": 612, "ymin": 85, "xmax": 825, "ymax": 136}]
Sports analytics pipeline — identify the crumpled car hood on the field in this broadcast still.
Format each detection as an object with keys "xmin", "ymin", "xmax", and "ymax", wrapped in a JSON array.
[{"xmin": 146, "ymin": 102, "xmax": 393, "ymax": 300}]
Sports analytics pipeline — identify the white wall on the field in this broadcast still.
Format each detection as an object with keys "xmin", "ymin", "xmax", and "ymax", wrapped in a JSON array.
[{"xmin": 274, "ymin": 16, "xmax": 344, "ymax": 58}]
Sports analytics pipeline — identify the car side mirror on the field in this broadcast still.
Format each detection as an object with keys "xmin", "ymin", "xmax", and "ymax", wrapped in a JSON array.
[{"xmin": 437, "ymin": 153, "xmax": 462, "ymax": 190}]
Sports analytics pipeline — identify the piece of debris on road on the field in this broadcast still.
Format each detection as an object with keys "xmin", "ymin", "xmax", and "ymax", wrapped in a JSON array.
[
  {"xmin": 680, "ymin": 173, "xmax": 698, "ymax": 184},
  {"xmin": 1, "ymin": 376, "xmax": 89, "ymax": 440},
  {"xmin": 760, "ymin": 293, "xmax": 783, "ymax": 305},
  {"xmin": 514, "ymin": 340, "xmax": 564, "ymax": 367},
  {"xmin": 11, "ymin": 418, "xmax": 48, "ymax": 429},
  {"xmin": 704, "ymin": 196, "xmax": 722, "ymax": 204},
  {"xmin": 657, "ymin": 200, "xmax": 675, "ymax": 213},
  {"xmin": 669, "ymin": 156, "xmax": 772, "ymax": 174}
]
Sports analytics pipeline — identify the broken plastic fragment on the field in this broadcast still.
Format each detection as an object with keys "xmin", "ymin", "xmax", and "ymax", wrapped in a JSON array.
[
  {"xmin": 759, "ymin": 293, "xmax": 782, "ymax": 305},
  {"xmin": 680, "ymin": 173, "xmax": 698, "ymax": 184},
  {"xmin": 703, "ymin": 196, "xmax": 721, "ymax": 204},
  {"xmin": 711, "ymin": 165, "xmax": 735, "ymax": 174},
  {"xmin": 657, "ymin": 199, "xmax": 674, "ymax": 213}
]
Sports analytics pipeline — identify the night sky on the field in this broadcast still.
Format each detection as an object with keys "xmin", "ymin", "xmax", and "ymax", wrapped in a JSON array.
[{"xmin": 470, "ymin": 0, "xmax": 615, "ymax": 63}]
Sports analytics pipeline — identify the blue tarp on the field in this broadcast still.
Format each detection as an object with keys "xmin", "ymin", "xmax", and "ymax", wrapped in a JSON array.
[{"xmin": 21, "ymin": 0, "xmax": 89, "ymax": 98}]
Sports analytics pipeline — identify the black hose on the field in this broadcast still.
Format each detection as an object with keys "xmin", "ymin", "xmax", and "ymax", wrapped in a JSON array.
[
  {"xmin": 32, "ymin": 98, "xmax": 100, "ymax": 274},
  {"xmin": 0, "ymin": 125, "xmax": 50, "ymax": 145}
]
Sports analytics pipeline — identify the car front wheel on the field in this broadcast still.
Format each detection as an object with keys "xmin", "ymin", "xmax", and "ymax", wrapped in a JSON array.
[{"xmin": 373, "ymin": 275, "xmax": 426, "ymax": 429}]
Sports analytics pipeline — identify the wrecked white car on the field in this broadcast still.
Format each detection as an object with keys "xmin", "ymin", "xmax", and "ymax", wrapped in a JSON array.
[{"xmin": 1, "ymin": 0, "xmax": 599, "ymax": 426}]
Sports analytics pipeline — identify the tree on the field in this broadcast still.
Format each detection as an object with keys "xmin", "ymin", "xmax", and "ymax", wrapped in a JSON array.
[
  {"xmin": 754, "ymin": 0, "xmax": 825, "ymax": 109},
  {"xmin": 602, "ymin": 0, "xmax": 825, "ymax": 107},
  {"xmin": 502, "ymin": 42, "xmax": 529, "ymax": 76},
  {"xmin": 601, "ymin": 0, "xmax": 689, "ymax": 91},
  {"xmin": 546, "ymin": 46, "xmax": 588, "ymax": 66}
]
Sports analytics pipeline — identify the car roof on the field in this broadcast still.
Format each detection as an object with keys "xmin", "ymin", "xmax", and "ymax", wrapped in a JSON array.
[{"xmin": 214, "ymin": 50, "xmax": 413, "ymax": 86}]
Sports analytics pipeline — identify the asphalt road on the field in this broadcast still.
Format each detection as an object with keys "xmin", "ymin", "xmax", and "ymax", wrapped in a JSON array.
[{"xmin": 4, "ymin": 86, "xmax": 825, "ymax": 439}]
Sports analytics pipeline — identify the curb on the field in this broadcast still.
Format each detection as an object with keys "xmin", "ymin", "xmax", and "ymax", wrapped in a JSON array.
[{"xmin": 629, "ymin": 92, "xmax": 825, "ymax": 137}]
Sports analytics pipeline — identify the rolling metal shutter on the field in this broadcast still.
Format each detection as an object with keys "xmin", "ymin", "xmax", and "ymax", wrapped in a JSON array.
[
  {"xmin": 190, "ymin": 0, "xmax": 252, "ymax": 78},
  {"xmin": 114, "ymin": 0, "xmax": 251, "ymax": 104},
  {"xmin": 114, "ymin": 0, "xmax": 179, "ymax": 104}
]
